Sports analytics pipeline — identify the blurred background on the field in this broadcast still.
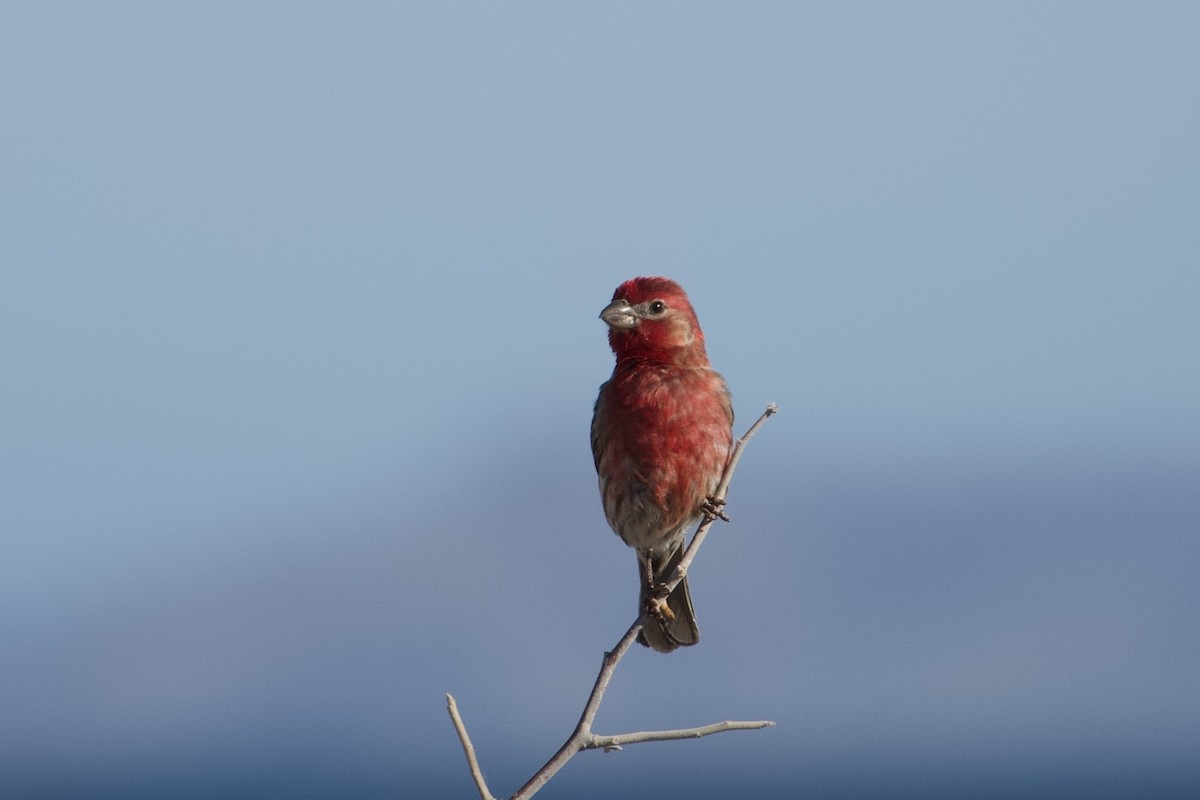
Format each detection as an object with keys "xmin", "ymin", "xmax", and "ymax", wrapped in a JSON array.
[{"xmin": 2, "ymin": 3, "xmax": 1197, "ymax": 798}]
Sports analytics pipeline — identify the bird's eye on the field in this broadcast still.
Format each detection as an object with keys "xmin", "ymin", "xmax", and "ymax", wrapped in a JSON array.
[{"xmin": 647, "ymin": 300, "xmax": 667, "ymax": 315}]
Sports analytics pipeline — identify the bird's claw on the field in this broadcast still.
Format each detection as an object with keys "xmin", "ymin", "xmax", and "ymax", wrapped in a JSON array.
[
  {"xmin": 646, "ymin": 592, "xmax": 675, "ymax": 621},
  {"xmin": 702, "ymin": 495, "xmax": 730, "ymax": 522}
]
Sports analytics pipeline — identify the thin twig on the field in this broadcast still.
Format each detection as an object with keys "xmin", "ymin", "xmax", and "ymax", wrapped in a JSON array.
[
  {"xmin": 591, "ymin": 719, "xmax": 776, "ymax": 750},
  {"xmin": 450, "ymin": 403, "xmax": 779, "ymax": 800},
  {"xmin": 665, "ymin": 401, "xmax": 778, "ymax": 593},
  {"xmin": 446, "ymin": 693, "xmax": 497, "ymax": 800},
  {"xmin": 510, "ymin": 620, "xmax": 643, "ymax": 799}
]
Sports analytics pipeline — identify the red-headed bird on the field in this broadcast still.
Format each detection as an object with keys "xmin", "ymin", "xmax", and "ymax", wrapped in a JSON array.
[{"xmin": 591, "ymin": 277, "xmax": 734, "ymax": 652}]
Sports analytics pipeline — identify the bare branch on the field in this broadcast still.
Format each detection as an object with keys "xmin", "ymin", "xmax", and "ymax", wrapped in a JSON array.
[
  {"xmin": 576, "ymin": 619, "xmax": 644, "ymax": 736},
  {"xmin": 511, "ymin": 615, "xmax": 775, "ymax": 800},
  {"xmin": 664, "ymin": 401, "xmax": 778, "ymax": 594},
  {"xmin": 449, "ymin": 403, "xmax": 779, "ymax": 800},
  {"xmin": 591, "ymin": 719, "xmax": 776, "ymax": 750},
  {"xmin": 446, "ymin": 693, "xmax": 497, "ymax": 800},
  {"xmin": 510, "ymin": 620, "xmax": 643, "ymax": 799}
]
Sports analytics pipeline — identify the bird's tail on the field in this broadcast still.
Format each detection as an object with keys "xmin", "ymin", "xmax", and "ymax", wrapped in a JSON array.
[{"xmin": 637, "ymin": 543, "xmax": 700, "ymax": 653}]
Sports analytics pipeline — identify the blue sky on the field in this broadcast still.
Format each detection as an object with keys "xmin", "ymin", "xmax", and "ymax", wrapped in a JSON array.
[{"xmin": 2, "ymin": 3, "xmax": 1198, "ymax": 798}]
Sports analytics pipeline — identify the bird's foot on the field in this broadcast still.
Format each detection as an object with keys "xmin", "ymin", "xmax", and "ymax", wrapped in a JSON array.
[
  {"xmin": 646, "ymin": 591, "xmax": 676, "ymax": 621},
  {"xmin": 702, "ymin": 495, "xmax": 730, "ymax": 522}
]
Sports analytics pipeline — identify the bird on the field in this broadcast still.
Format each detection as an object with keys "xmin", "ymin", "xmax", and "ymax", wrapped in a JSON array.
[{"xmin": 591, "ymin": 277, "xmax": 734, "ymax": 652}]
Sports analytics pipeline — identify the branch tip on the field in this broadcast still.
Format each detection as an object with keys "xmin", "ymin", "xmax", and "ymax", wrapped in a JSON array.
[{"xmin": 446, "ymin": 693, "xmax": 496, "ymax": 800}]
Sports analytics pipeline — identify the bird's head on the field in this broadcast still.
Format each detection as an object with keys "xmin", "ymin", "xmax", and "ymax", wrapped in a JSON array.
[{"xmin": 600, "ymin": 276, "xmax": 708, "ymax": 365}]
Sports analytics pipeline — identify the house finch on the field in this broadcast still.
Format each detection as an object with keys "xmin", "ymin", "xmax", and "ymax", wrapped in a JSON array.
[{"xmin": 591, "ymin": 277, "xmax": 734, "ymax": 652}]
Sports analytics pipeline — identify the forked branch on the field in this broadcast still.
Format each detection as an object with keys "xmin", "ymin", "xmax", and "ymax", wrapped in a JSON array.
[{"xmin": 448, "ymin": 403, "xmax": 779, "ymax": 800}]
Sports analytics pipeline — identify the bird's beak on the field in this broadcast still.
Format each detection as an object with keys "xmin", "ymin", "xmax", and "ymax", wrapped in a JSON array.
[{"xmin": 600, "ymin": 299, "xmax": 638, "ymax": 330}]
